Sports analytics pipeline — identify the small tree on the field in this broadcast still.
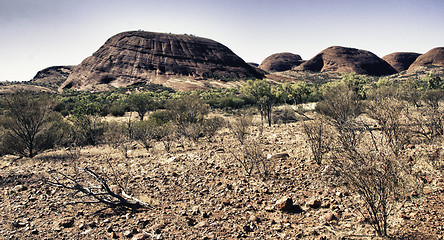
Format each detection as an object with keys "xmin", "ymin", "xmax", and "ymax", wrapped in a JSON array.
[
  {"xmin": 242, "ymin": 80, "xmax": 275, "ymax": 127},
  {"xmin": 166, "ymin": 96, "xmax": 209, "ymax": 142},
  {"xmin": 126, "ymin": 93, "xmax": 154, "ymax": 121},
  {"xmin": 0, "ymin": 93, "xmax": 59, "ymax": 158}
]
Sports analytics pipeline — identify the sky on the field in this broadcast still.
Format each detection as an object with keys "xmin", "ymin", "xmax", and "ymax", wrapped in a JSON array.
[{"xmin": 1, "ymin": 0, "xmax": 443, "ymax": 82}]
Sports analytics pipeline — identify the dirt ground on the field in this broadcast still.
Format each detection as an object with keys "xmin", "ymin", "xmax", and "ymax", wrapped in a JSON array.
[{"xmin": 1, "ymin": 112, "xmax": 443, "ymax": 240}]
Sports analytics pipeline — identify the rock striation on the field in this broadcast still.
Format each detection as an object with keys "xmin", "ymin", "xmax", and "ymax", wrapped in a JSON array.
[
  {"xmin": 60, "ymin": 31, "xmax": 263, "ymax": 91},
  {"xmin": 259, "ymin": 52, "xmax": 304, "ymax": 72},
  {"xmin": 408, "ymin": 47, "xmax": 444, "ymax": 71},
  {"xmin": 382, "ymin": 52, "xmax": 421, "ymax": 72},
  {"xmin": 295, "ymin": 46, "xmax": 397, "ymax": 76}
]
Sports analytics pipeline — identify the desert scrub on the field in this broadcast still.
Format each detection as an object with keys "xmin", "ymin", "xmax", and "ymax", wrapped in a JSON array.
[
  {"xmin": 315, "ymin": 82, "xmax": 422, "ymax": 237},
  {"xmin": 302, "ymin": 116, "xmax": 334, "ymax": 165},
  {"xmin": 0, "ymin": 92, "xmax": 64, "ymax": 158}
]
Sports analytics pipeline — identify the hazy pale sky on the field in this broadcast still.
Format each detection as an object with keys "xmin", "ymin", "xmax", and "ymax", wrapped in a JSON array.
[{"xmin": 1, "ymin": 0, "xmax": 443, "ymax": 81}]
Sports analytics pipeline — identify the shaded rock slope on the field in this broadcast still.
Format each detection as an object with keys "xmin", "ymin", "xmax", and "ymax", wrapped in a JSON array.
[
  {"xmin": 382, "ymin": 52, "xmax": 421, "ymax": 72},
  {"xmin": 409, "ymin": 47, "xmax": 444, "ymax": 71},
  {"xmin": 30, "ymin": 66, "xmax": 75, "ymax": 89},
  {"xmin": 60, "ymin": 31, "xmax": 263, "ymax": 91},
  {"xmin": 295, "ymin": 46, "xmax": 397, "ymax": 76},
  {"xmin": 259, "ymin": 52, "xmax": 304, "ymax": 72}
]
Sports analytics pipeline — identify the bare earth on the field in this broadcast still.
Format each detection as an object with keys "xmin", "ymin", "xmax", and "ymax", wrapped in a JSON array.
[{"xmin": 1, "ymin": 114, "xmax": 443, "ymax": 239}]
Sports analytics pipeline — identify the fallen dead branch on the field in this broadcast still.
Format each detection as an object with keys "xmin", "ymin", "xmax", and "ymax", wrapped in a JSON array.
[{"xmin": 43, "ymin": 167, "xmax": 152, "ymax": 210}]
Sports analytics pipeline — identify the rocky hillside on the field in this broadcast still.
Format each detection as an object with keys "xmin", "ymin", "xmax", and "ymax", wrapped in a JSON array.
[
  {"xmin": 259, "ymin": 52, "xmax": 304, "ymax": 72},
  {"xmin": 30, "ymin": 66, "xmax": 75, "ymax": 89},
  {"xmin": 382, "ymin": 52, "xmax": 421, "ymax": 72},
  {"xmin": 59, "ymin": 31, "xmax": 263, "ymax": 91},
  {"xmin": 295, "ymin": 46, "xmax": 397, "ymax": 76},
  {"xmin": 409, "ymin": 47, "xmax": 444, "ymax": 71}
]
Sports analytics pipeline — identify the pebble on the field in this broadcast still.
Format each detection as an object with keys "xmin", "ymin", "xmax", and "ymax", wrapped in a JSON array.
[
  {"xmin": 194, "ymin": 221, "xmax": 208, "ymax": 228},
  {"xmin": 324, "ymin": 212, "xmax": 337, "ymax": 222},
  {"xmin": 13, "ymin": 185, "xmax": 27, "ymax": 193},
  {"xmin": 249, "ymin": 215, "xmax": 260, "ymax": 223}
]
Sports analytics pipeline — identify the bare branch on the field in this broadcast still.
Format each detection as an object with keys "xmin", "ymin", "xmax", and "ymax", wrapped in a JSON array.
[{"xmin": 43, "ymin": 167, "xmax": 153, "ymax": 210}]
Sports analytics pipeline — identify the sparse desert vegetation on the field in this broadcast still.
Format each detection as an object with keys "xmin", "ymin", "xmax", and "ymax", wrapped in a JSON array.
[{"xmin": 1, "ymin": 72, "xmax": 443, "ymax": 239}]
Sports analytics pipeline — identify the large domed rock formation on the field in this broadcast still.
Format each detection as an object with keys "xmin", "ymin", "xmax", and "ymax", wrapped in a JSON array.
[
  {"xmin": 259, "ymin": 52, "xmax": 303, "ymax": 72},
  {"xmin": 296, "ymin": 46, "xmax": 397, "ymax": 76},
  {"xmin": 382, "ymin": 52, "xmax": 421, "ymax": 72},
  {"xmin": 30, "ymin": 66, "xmax": 75, "ymax": 88},
  {"xmin": 408, "ymin": 47, "xmax": 444, "ymax": 71},
  {"xmin": 60, "ymin": 31, "xmax": 263, "ymax": 91}
]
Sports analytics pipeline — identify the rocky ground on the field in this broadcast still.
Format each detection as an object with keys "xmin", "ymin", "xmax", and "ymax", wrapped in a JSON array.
[{"xmin": 1, "ymin": 114, "xmax": 443, "ymax": 239}]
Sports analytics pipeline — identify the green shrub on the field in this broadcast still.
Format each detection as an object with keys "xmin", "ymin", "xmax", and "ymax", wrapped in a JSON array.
[
  {"xmin": 110, "ymin": 104, "xmax": 126, "ymax": 117},
  {"xmin": 69, "ymin": 115, "xmax": 106, "ymax": 146},
  {"xmin": 149, "ymin": 110, "xmax": 171, "ymax": 125},
  {"xmin": 132, "ymin": 119, "xmax": 159, "ymax": 151}
]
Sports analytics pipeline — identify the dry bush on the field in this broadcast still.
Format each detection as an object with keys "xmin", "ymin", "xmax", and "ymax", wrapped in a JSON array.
[
  {"xmin": 103, "ymin": 121, "xmax": 133, "ymax": 159},
  {"xmin": 316, "ymin": 83, "xmax": 363, "ymax": 128},
  {"xmin": 229, "ymin": 114, "xmax": 274, "ymax": 180},
  {"xmin": 330, "ymin": 123, "xmax": 420, "ymax": 237},
  {"xmin": 366, "ymin": 95, "xmax": 412, "ymax": 157},
  {"xmin": 132, "ymin": 119, "xmax": 159, "ymax": 151},
  {"xmin": 408, "ymin": 89, "xmax": 444, "ymax": 142},
  {"xmin": 229, "ymin": 114, "xmax": 253, "ymax": 146},
  {"xmin": 70, "ymin": 115, "xmax": 106, "ymax": 147},
  {"xmin": 157, "ymin": 122, "xmax": 176, "ymax": 153},
  {"xmin": 166, "ymin": 96, "xmax": 209, "ymax": 127},
  {"xmin": 230, "ymin": 139, "xmax": 272, "ymax": 180},
  {"xmin": 426, "ymin": 146, "xmax": 444, "ymax": 170},
  {"xmin": 333, "ymin": 149, "xmax": 408, "ymax": 237},
  {"xmin": 316, "ymin": 84, "xmax": 421, "ymax": 237},
  {"xmin": 302, "ymin": 116, "xmax": 334, "ymax": 165},
  {"xmin": 165, "ymin": 96, "xmax": 225, "ymax": 144},
  {"xmin": 202, "ymin": 116, "xmax": 225, "ymax": 141},
  {"xmin": 182, "ymin": 122, "xmax": 202, "ymax": 143}
]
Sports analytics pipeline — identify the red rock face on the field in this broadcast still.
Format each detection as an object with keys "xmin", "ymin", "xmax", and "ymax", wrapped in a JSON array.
[
  {"xmin": 408, "ymin": 47, "xmax": 444, "ymax": 71},
  {"xmin": 382, "ymin": 52, "xmax": 421, "ymax": 72},
  {"xmin": 60, "ymin": 31, "xmax": 263, "ymax": 91},
  {"xmin": 296, "ymin": 46, "xmax": 397, "ymax": 76},
  {"xmin": 259, "ymin": 52, "xmax": 304, "ymax": 72}
]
